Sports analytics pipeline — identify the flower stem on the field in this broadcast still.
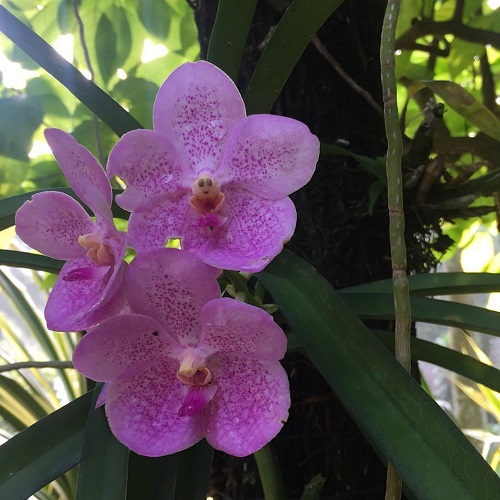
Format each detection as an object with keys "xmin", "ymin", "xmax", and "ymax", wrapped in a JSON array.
[
  {"xmin": 254, "ymin": 443, "xmax": 287, "ymax": 500},
  {"xmin": 380, "ymin": 0, "xmax": 411, "ymax": 499}
]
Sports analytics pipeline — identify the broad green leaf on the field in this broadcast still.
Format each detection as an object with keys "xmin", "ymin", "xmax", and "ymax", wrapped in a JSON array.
[
  {"xmin": 76, "ymin": 385, "xmax": 129, "ymax": 500},
  {"xmin": 0, "ymin": 96, "xmax": 43, "ymax": 161},
  {"xmin": 257, "ymin": 250, "xmax": 500, "ymax": 499},
  {"xmin": 340, "ymin": 292, "xmax": 500, "ymax": 338},
  {"xmin": 174, "ymin": 439, "xmax": 214, "ymax": 500},
  {"xmin": 0, "ymin": 6, "xmax": 142, "ymax": 137},
  {"xmin": 135, "ymin": 0, "xmax": 172, "ymax": 40},
  {"xmin": 342, "ymin": 272, "xmax": 500, "ymax": 296},
  {"xmin": 0, "ymin": 156, "xmax": 30, "ymax": 198},
  {"xmin": 207, "ymin": 0, "xmax": 258, "ymax": 82},
  {"xmin": 410, "ymin": 81, "xmax": 500, "ymax": 142},
  {"xmin": 320, "ymin": 143, "xmax": 386, "ymax": 180},
  {"xmin": 126, "ymin": 440, "xmax": 214, "ymax": 500},
  {"xmin": 0, "ymin": 392, "xmax": 92, "ymax": 499},
  {"xmin": 244, "ymin": 0, "xmax": 345, "ymax": 114},
  {"xmin": 373, "ymin": 330, "xmax": 500, "ymax": 393},
  {"xmin": 112, "ymin": 77, "xmax": 159, "ymax": 130},
  {"xmin": 96, "ymin": 13, "xmax": 117, "ymax": 85},
  {"xmin": 127, "ymin": 453, "xmax": 180, "ymax": 500}
]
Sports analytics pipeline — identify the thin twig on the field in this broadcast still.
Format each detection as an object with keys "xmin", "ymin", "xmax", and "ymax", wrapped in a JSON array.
[
  {"xmin": 312, "ymin": 36, "xmax": 384, "ymax": 117},
  {"xmin": 72, "ymin": 0, "xmax": 104, "ymax": 165},
  {"xmin": 380, "ymin": 0, "xmax": 411, "ymax": 499},
  {"xmin": 0, "ymin": 361, "xmax": 74, "ymax": 373}
]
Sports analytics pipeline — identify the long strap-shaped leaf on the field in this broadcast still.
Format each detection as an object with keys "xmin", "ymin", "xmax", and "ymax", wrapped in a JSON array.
[
  {"xmin": 0, "ymin": 6, "xmax": 142, "ymax": 137},
  {"xmin": 244, "ymin": 0, "xmax": 345, "ymax": 114},
  {"xmin": 341, "ymin": 292, "xmax": 500, "ymax": 338},
  {"xmin": 76, "ymin": 385, "xmax": 129, "ymax": 500},
  {"xmin": 373, "ymin": 330, "xmax": 500, "ymax": 393},
  {"xmin": 257, "ymin": 250, "xmax": 500, "ymax": 499},
  {"xmin": 0, "ymin": 250, "xmax": 63, "ymax": 274},
  {"xmin": 207, "ymin": 0, "xmax": 258, "ymax": 82},
  {"xmin": 342, "ymin": 272, "xmax": 500, "ymax": 296},
  {"xmin": 0, "ymin": 392, "xmax": 92, "ymax": 499}
]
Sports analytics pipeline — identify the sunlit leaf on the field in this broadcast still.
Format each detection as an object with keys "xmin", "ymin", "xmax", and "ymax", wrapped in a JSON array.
[
  {"xmin": 96, "ymin": 14, "xmax": 117, "ymax": 85},
  {"xmin": 410, "ymin": 81, "xmax": 500, "ymax": 142}
]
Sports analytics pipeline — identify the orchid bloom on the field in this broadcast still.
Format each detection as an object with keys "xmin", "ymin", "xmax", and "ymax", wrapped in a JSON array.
[
  {"xmin": 107, "ymin": 60, "xmax": 319, "ymax": 272},
  {"xmin": 15, "ymin": 129, "xmax": 127, "ymax": 331},
  {"xmin": 73, "ymin": 248, "xmax": 290, "ymax": 457}
]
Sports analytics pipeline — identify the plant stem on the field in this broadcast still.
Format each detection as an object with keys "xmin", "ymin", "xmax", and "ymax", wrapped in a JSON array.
[
  {"xmin": 380, "ymin": 0, "xmax": 411, "ymax": 499},
  {"xmin": 254, "ymin": 443, "xmax": 287, "ymax": 500}
]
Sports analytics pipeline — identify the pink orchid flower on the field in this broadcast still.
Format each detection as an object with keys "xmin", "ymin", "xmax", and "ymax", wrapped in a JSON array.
[
  {"xmin": 107, "ymin": 60, "xmax": 319, "ymax": 272},
  {"xmin": 15, "ymin": 129, "xmax": 127, "ymax": 331},
  {"xmin": 73, "ymin": 248, "xmax": 290, "ymax": 457}
]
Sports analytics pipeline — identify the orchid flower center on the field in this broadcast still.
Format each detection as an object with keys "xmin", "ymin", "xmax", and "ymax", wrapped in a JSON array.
[
  {"xmin": 176, "ymin": 349, "xmax": 212, "ymax": 386},
  {"xmin": 190, "ymin": 175, "xmax": 225, "ymax": 215},
  {"xmin": 78, "ymin": 233, "xmax": 114, "ymax": 266}
]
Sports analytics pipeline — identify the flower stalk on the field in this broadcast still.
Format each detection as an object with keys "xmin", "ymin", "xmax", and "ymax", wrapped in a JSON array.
[{"xmin": 380, "ymin": 0, "xmax": 411, "ymax": 498}]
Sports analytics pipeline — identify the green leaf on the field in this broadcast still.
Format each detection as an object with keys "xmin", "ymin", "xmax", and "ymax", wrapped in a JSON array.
[
  {"xmin": 76, "ymin": 385, "xmax": 129, "ymax": 500},
  {"xmin": 0, "ymin": 6, "xmax": 142, "ymax": 137},
  {"xmin": 0, "ymin": 96, "xmax": 43, "ymax": 161},
  {"xmin": 96, "ymin": 13, "xmax": 117, "ymax": 85},
  {"xmin": 410, "ymin": 81, "xmax": 500, "ymax": 142},
  {"xmin": 127, "ymin": 453, "xmax": 180, "ymax": 499},
  {"xmin": 320, "ymin": 143, "xmax": 386, "ymax": 180},
  {"xmin": 342, "ymin": 272, "xmax": 500, "ymax": 296},
  {"xmin": 0, "ymin": 392, "xmax": 92, "ymax": 499},
  {"xmin": 244, "ymin": 0, "xmax": 345, "ymax": 114},
  {"xmin": 174, "ymin": 439, "xmax": 214, "ymax": 500},
  {"xmin": 373, "ymin": 330, "xmax": 500, "ymax": 393},
  {"xmin": 126, "ymin": 440, "xmax": 214, "ymax": 500},
  {"xmin": 0, "ymin": 250, "xmax": 63, "ymax": 274},
  {"xmin": 340, "ymin": 293, "xmax": 500, "ymax": 338},
  {"xmin": 257, "ymin": 250, "xmax": 500, "ymax": 499},
  {"xmin": 207, "ymin": 0, "xmax": 258, "ymax": 82},
  {"xmin": 135, "ymin": 0, "xmax": 172, "ymax": 40}
]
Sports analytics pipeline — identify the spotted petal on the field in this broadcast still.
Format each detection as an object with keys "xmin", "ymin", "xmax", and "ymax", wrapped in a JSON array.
[
  {"xmin": 73, "ymin": 314, "xmax": 177, "ymax": 382},
  {"xmin": 201, "ymin": 298, "xmax": 287, "ymax": 359},
  {"xmin": 218, "ymin": 114, "xmax": 319, "ymax": 199},
  {"xmin": 184, "ymin": 188, "xmax": 297, "ymax": 272},
  {"xmin": 125, "ymin": 249, "xmax": 221, "ymax": 345},
  {"xmin": 206, "ymin": 354, "xmax": 290, "ymax": 457},
  {"xmin": 153, "ymin": 61, "xmax": 246, "ymax": 174},
  {"xmin": 107, "ymin": 129, "xmax": 188, "ymax": 211},
  {"xmin": 44, "ymin": 128, "xmax": 112, "ymax": 220},
  {"xmin": 45, "ymin": 258, "xmax": 127, "ymax": 332},
  {"xmin": 106, "ymin": 361, "xmax": 207, "ymax": 457},
  {"xmin": 15, "ymin": 191, "xmax": 93, "ymax": 260}
]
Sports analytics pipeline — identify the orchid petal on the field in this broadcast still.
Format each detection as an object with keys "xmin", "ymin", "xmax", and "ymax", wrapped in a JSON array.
[
  {"xmin": 201, "ymin": 298, "xmax": 287, "ymax": 359},
  {"xmin": 45, "ymin": 258, "xmax": 127, "ymax": 331},
  {"xmin": 185, "ymin": 189, "xmax": 297, "ymax": 272},
  {"xmin": 15, "ymin": 191, "xmax": 92, "ymax": 260},
  {"xmin": 107, "ymin": 129, "xmax": 188, "ymax": 211},
  {"xmin": 63, "ymin": 265, "xmax": 110, "ymax": 281},
  {"xmin": 73, "ymin": 314, "xmax": 176, "ymax": 382},
  {"xmin": 106, "ymin": 361, "xmax": 207, "ymax": 457},
  {"xmin": 153, "ymin": 61, "xmax": 246, "ymax": 174},
  {"xmin": 125, "ymin": 249, "xmax": 221, "ymax": 345},
  {"xmin": 126, "ymin": 192, "xmax": 195, "ymax": 252},
  {"xmin": 44, "ymin": 128, "xmax": 112, "ymax": 220},
  {"xmin": 95, "ymin": 383, "xmax": 108, "ymax": 408},
  {"xmin": 206, "ymin": 354, "xmax": 290, "ymax": 457},
  {"xmin": 178, "ymin": 384, "xmax": 218, "ymax": 417},
  {"xmin": 218, "ymin": 114, "xmax": 320, "ymax": 199}
]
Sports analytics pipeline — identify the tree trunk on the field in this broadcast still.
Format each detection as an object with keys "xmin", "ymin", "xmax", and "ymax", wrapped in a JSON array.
[{"xmin": 194, "ymin": 1, "xmax": 397, "ymax": 497}]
